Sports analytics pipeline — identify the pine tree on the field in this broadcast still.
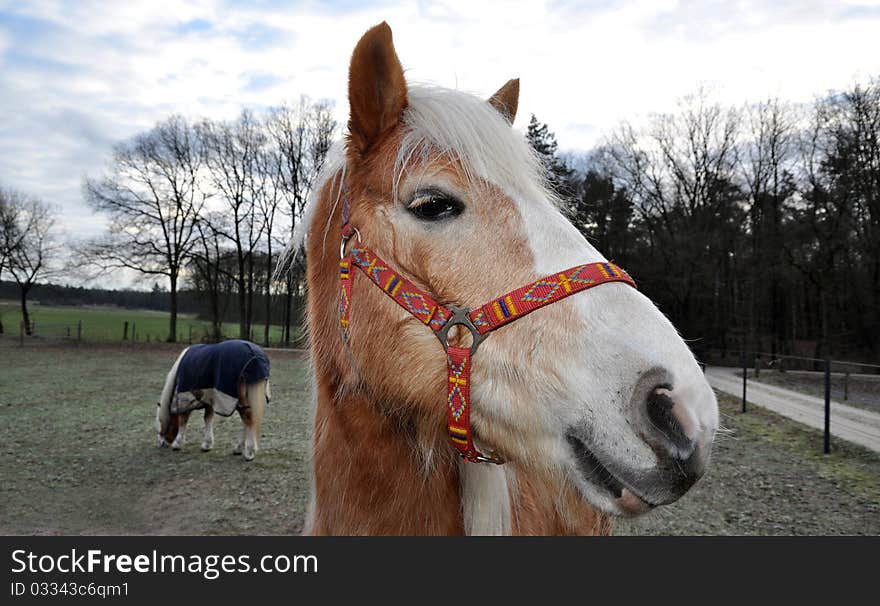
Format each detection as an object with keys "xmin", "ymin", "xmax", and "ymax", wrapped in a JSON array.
[{"xmin": 525, "ymin": 114, "xmax": 576, "ymax": 200}]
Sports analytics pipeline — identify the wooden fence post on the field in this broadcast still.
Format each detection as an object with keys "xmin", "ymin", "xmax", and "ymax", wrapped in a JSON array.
[
  {"xmin": 123, "ymin": 321, "xmax": 129, "ymax": 341},
  {"xmin": 77, "ymin": 320, "xmax": 82, "ymax": 341}
]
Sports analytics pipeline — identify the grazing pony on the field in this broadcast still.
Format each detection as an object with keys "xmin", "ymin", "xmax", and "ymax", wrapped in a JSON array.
[
  {"xmin": 291, "ymin": 23, "xmax": 718, "ymax": 535},
  {"xmin": 156, "ymin": 339, "xmax": 271, "ymax": 461}
]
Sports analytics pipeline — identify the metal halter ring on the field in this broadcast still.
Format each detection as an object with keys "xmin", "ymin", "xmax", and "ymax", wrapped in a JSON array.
[
  {"xmin": 435, "ymin": 305, "xmax": 486, "ymax": 355},
  {"xmin": 468, "ymin": 452, "xmax": 506, "ymax": 465},
  {"xmin": 340, "ymin": 227, "xmax": 362, "ymax": 259}
]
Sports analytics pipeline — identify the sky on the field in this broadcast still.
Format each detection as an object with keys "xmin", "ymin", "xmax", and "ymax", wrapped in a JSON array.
[{"xmin": 1, "ymin": 0, "xmax": 879, "ymax": 247}]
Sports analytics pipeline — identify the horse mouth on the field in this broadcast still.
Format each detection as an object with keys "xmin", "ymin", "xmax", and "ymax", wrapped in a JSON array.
[{"xmin": 566, "ymin": 434, "xmax": 657, "ymax": 514}]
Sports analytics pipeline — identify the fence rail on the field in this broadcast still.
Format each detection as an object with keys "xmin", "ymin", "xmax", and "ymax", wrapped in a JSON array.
[
  {"xmin": 701, "ymin": 348, "xmax": 880, "ymax": 454},
  {"xmin": 700, "ymin": 347, "xmax": 880, "ymax": 372}
]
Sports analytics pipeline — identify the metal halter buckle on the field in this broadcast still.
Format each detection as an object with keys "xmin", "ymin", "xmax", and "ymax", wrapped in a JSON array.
[
  {"xmin": 435, "ymin": 305, "xmax": 486, "ymax": 355},
  {"xmin": 339, "ymin": 227, "xmax": 362, "ymax": 259}
]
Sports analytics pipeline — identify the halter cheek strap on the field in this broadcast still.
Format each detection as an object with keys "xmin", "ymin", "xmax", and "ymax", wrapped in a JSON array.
[{"xmin": 339, "ymin": 238, "xmax": 636, "ymax": 464}]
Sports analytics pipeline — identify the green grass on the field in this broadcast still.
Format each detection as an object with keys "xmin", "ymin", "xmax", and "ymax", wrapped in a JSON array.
[{"xmin": 0, "ymin": 301, "xmax": 299, "ymax": 345}]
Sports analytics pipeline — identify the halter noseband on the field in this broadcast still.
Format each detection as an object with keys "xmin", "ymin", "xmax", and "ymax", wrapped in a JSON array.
[{"xmin": 338, "ymin": 194, "xmax": 637, "ymax": 464}]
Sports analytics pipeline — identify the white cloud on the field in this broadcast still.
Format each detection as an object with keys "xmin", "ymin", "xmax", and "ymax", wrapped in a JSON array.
[{"xmin": 0, "ymin": 0, "xmax": 879, "ymax": 247}]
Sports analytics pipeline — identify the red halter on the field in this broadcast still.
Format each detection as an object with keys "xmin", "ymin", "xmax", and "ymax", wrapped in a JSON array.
[{"xmin": 338, "ymin": 202, "xmax": 637, "ymax": 464}]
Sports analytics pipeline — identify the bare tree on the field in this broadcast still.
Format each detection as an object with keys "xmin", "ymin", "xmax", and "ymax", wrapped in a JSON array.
[
  {"xmin": 739, "ymin": 98, "xmax": 797, "ymax": 355},
  {"xmin": 605, "ymin": 89, "xmax": 743, "ymax": 347},
  {"xmin": 787, "ymin": 84, "xmax": 880, "ymax": 357},
  {"xmin": 198, "ymin": 110, "xmax": 267, "ymax": 340},
  {"xmin": 1, "ymin": 187, "xmax": 32, "ymax": 334},
  {"xmin": 189, "ymin": 213, "xmax": 237, "ymax": 342},
  {"xmin": 1, "ymin": 187, "xmax": 30, "ymax": 285},
  {"xmin": 825, "ymin": 81, "xmax": 880, "ymax": 354},
  {"xmin": 267, "ymin": 97, "xmax": 336, "ymax": 344},
  {"xmin": 4, "ymin": 195, "xmax": 59, "ymax": 335},
  {"xmin": 255, "ymin": 130, "xmax": 285, "ymax": 346},
  {"xmin": 83, "ymin": 115, "xmax": 205, "ymax": 342}
]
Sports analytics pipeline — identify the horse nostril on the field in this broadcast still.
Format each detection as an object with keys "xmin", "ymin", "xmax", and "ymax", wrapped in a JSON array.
[{"xmin": 646, "ymin": 386, "xmax": 693, "ymax": 455}]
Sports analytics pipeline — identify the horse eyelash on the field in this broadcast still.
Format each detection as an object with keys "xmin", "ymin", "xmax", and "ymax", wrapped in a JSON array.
[{"xmin": 406, "ymin": 187, "xmax": 460, "ymax": 209}]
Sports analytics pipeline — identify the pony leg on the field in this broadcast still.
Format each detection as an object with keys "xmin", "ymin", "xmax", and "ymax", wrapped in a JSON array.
[
  {"xmin": 171, "ymin": 411, "xmax": 190, "ymax": 450},
  {"xmin": 201, "ymin": 406, "xmax": 215, "ymax": 452},
  {"xmin": 241, "ymin": 381, "xmax": 267, "ymax": 461},
  {"xmin": 233, "ymin": 408, "xmax": 247, "ymax": 456}
]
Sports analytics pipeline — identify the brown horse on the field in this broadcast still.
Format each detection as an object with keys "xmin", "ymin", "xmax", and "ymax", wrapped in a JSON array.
[{"xmin": 292, "ymin": 22, "xmax": 718, "ymax": 535}]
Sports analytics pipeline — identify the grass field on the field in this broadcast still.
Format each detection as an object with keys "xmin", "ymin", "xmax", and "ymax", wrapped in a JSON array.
[
  {"xmin": 0, "ymin": 301, "xmax": 299, "ymax": 345},
  {"xmin": 1, "ymin": 340, "xmax": 878, "ymax": 535}
]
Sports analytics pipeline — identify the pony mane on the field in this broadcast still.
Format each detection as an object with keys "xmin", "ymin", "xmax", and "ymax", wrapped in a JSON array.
[{"xmin": 281, "ymin": 84, "xmax": 557, "ymax": 266}]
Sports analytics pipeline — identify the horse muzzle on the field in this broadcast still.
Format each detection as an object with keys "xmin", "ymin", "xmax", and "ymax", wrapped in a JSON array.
[
  {"xmin": 566, "ymin": 430, "xmax": 712, "ymax": 515},
  {"xmin": 566, "ymin": 369, "xmax": 717, "ymax": 515}
]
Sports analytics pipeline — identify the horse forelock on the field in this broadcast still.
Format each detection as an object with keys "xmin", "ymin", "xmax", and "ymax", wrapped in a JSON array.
[{"xmin": 396, "ymin": 85, "xmax": 556, "ymax": 208}]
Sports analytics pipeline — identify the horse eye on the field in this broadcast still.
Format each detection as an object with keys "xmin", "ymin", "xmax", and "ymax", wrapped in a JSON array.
[{"xmin": 407, "ymin": 193, "xmax": 464, "ymax": 221}]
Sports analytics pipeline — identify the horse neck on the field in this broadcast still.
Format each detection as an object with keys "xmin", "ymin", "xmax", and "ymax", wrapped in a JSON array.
[
  {"xmin": 307, "ymin": 371, "xmax": 465, "ymax": 535},
  {"xmin": 303, "ymin": 177, "xmax": 461, "ymax": 534}
]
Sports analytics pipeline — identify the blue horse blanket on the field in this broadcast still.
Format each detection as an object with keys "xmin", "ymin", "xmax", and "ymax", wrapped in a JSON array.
[{"xmin": 171, "ymin": 340, "xmax": 271, "ymax": 417}]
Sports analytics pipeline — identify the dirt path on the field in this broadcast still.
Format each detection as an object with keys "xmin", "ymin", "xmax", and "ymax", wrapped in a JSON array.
[
  {"xmin": 749, "ymin": 370, "xmax": 880, "ymax": 413},
  {"xmin": 706, "ymin": 366, "xmax": 880, "ymax": 453}
]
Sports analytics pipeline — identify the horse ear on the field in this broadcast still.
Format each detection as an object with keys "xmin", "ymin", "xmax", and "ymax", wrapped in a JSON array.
[
  {"xmin": 347, "ymin": 22, "xmax": 408, "ymax": 154},
  {"xmin": 488, "ymin": 78, "xmax": 519, "ymax": 124}
]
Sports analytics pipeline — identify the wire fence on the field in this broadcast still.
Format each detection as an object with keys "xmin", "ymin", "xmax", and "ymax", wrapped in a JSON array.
[
  {"xmin": 699, "ymin": 347, "xmax": 880, "ymax": 375},
  {"xmin": 13, "ymin": 318, "xmax": 303, "ymax": 348},
  {"xmin": 18, "ymin": 320, "xmax": 82, "ymax": 344},
  {"xmin": 699, "ymin": 348, "xmax": 880, "ymax": 454}
]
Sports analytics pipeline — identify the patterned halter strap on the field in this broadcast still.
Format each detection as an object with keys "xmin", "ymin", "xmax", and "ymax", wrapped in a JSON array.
[{"xmin": 338, "ymin": 194, "xmax": 637, "ymax": 464}]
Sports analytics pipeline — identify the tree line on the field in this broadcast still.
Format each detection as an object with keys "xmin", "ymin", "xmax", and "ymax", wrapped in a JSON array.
[
  {"xmin": 528, "ymin": 79, "xmax": 879, "ymax": 362},
  {"xmin": 2, "ymin": 79, "xmax": 878, "ymax": 361}
]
